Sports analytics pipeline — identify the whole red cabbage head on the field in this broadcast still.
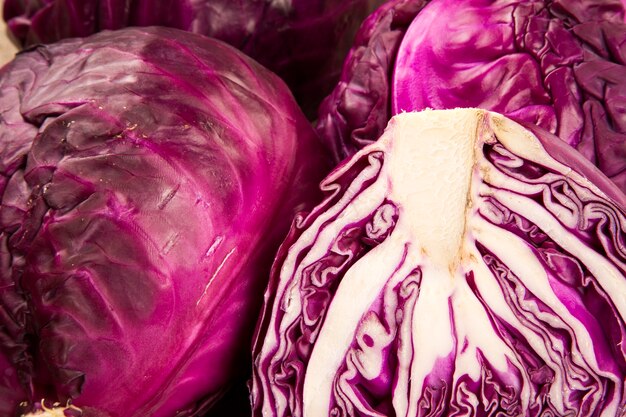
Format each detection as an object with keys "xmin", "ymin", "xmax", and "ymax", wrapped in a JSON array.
[{"xmin": 0, "ymin": 26, "xmax": 329, "ymax": 417}]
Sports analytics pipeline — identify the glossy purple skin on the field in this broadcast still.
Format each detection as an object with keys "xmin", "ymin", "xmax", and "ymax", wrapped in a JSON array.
[
  {"xmin": 2, "ymin": 0, "xmax": 381, "ymax": 117},
  {"xmin": 317, "ymin": 0, "xmax": 626, "ymax": 190},
  {"xmin": 0, "ymin": 27, "xmax": 328, "ymax": 417}
]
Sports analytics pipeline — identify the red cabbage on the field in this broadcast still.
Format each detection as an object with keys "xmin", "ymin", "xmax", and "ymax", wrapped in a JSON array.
[
  {"xmin": 0, "ymin": 26, "xmax": 328, "ymax": 417},
  {"xmin": 252, "ymin": 109, "xmax": 626, "ymax": 417}
]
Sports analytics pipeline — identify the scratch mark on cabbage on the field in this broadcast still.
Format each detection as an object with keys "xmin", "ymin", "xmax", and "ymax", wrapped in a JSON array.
[{"xmin": 196, "ymin": 247, "xmax": 236, "ymax": 307}]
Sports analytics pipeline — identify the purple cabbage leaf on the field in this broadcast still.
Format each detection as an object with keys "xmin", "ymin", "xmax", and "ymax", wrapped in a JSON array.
[{"xmin": 0, "ymin": 351, "xmax": 26, "ymax": 416}]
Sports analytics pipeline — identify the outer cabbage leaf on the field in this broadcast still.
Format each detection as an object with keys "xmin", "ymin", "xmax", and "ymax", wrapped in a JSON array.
[
  {"xmin": 0, "ymin": 351, "xmax": 26, "ymax": 416},
  {"xmin": 0, "ymin": 27, "xmax": 328, "ymax": 417},
  {"xmin": 317, "ymin": 0, "xmax": 626, "ymax": 189},
  {"xmin": 2, "ymin": 0, "xmax": 382, "ymax": 116},
  {"xmin": 252, "ymin": 109, "xmax": 626, "ymax": 417}
]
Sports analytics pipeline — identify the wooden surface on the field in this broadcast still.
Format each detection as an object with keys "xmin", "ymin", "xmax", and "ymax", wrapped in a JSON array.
[{"xmin": 0, "ymin": 0, "xmax": 19, "ymax": 67}]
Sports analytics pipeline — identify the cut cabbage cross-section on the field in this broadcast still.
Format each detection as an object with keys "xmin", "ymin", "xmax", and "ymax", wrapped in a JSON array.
[{"xmin": 252, "ymin": 109, "xmax": 626, "ymax": 417}]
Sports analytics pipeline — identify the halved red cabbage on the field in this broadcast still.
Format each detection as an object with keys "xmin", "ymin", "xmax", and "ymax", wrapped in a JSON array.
[
  {"xmin": 317, "ymin": 0, "xmax": 626, "ymax": 189},
  {"xmin": 252, "ymin": 109, "xmax": 626, "ymax": 417},
  {"xmin": 0, "ymin": 27, "xmax": 328, "ymax": 417}
]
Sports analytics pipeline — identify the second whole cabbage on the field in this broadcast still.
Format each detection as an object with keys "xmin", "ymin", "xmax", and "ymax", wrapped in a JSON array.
[{"xmin": 0, "ymin": 26, "xmax": 328, "ymax": 417}]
